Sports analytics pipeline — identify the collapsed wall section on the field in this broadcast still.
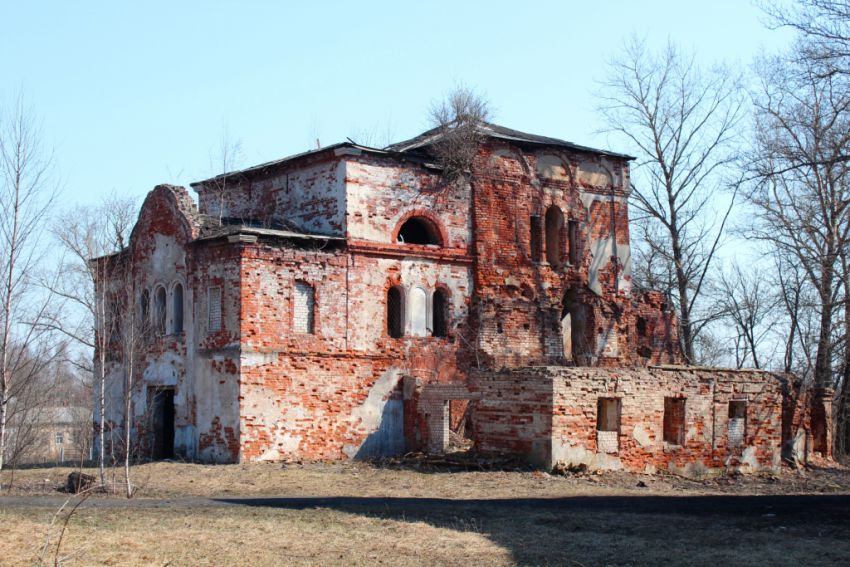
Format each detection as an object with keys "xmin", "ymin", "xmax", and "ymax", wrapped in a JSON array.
[{"xmin": 473, "ymin": 366, "xmax": 792, "ymax": 475}]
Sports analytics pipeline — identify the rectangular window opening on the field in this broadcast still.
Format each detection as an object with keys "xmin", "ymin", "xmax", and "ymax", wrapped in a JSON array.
[
  {"xmin": 596, "ymin": 397, "xmax": 621, "ymax": 453},
  {"xmin": 530, "ymin": 216, "xmax": 542, "ymax": 263},
  {"xmin": 663, "ymin": 397, "xmax": 686, "ymax": 446},
  {"xmin": 728, "ymin": 400, "xmax": 747, "ymax": 448}
]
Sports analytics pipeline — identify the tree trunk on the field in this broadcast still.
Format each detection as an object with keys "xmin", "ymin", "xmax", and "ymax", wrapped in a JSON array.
[
  {"xmin": 814, "ymin": 264, "xmax": 835, "ymax": 390},
  {"xmin": 669, "ymin": 207, "xmax": 695, "ymax": 363},
  {"xmin": 124, "ymin": 362, "xmax": 132, "ymax": 498}
]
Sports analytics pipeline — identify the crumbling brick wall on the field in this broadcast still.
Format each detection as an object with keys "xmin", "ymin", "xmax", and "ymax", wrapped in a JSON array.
[
  {"xmin": 472, "ymin": 366, "xmax": 786, "ymax": 475},
  {"xmin": 469, "ymin": 142, "xmax": 679, "ymax": 369}
]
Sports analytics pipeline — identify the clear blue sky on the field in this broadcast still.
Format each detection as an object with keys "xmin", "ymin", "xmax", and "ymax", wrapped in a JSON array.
[{"xmin": 1, "ymin": 1, "xmax": 794, "ymax": 209}]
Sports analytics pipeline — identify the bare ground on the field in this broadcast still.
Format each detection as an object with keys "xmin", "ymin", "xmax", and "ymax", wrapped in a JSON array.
[
  {"xmin": 1, "ymin": 459, "xmax": 849, "ymax": 566},
  {"xmin": 3, "ymin": 456, "xmax": 850, "ymax": 499}
]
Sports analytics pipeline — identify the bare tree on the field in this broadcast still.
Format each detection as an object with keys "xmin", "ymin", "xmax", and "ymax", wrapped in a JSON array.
[
  {"xmin": 773, "ymin": 252, "xmax": 819, "ymax": 377},
  {"xmin": 764, "ymin": 0, "xmax": 850, "ymax": 77},
  {"xmin": 49, "ymin": 195, "xmax": 137, "ymax": 486},
  {"xmin": 598, "ymin": 39, "xmax": 745, "ymax": 363},
  {"xmin": 747, "ymin": 52, "xmax": 850, "ymax": 392},
  {"xmin": 716, "ymin": 264, "xmax": 780, "ymax": 369},
  {"xmin": 428, "ymin": 85, "xmax": 491, "ymax": 185},
  {"xmin": 205, "ymin": 127, "xmax": 244, "ymax": 226},
  {"xmin": 0, "ymin": 95, "xmax": 59, "ymax": 473},
  {"xmin": 118, "ymin": 266, "xmax": 145, "ymax": 498}
]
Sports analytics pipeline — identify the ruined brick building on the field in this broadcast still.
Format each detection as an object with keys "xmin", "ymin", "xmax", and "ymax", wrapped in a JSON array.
[{"xmin": 96, "ymin": 122, "xmax": 829, "ymax": 475}]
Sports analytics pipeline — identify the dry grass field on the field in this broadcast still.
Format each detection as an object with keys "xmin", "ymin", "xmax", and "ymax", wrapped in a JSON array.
[
  {"xmin": 4, "ymin": 458, "xmax": 850, "ymax": 499},
  {"xmin": 1, "ymin": 460, "xmax": 849, "ymax": 566}
]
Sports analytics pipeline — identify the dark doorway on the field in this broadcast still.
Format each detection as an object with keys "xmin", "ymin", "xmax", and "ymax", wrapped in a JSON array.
[{"xmin": 149, "ymin": 387, "xmax": 175, "ymax": 460}]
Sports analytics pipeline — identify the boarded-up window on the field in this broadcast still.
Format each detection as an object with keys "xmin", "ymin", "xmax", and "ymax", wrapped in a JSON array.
[
  {"xmin": 596, "ymin": 398, "xmax": 621, "ymax": 453},
  {"xmin": 208, "ymin": 287, "xmax": 222, "ymax": 332},
  {"xmin": 154, "ymin": 286, "xmax": 167, "ymax": 336},
  {"xmin": 728, "ymin": 400, "xmax": 747, "ymax": 448},
  {"xmin": 294, "ymin": 281, "xmax": 315, "ymax": 334},
  {"xmin": 568, "ymin": 220, "xmax": 579, "ymax": 264},
  {"xmin": 387, "ymin": 286, "xmax": 403, "ymax": 338},
  {"xmin": 432, "ymin": 289, "xmax": 447, "ymax": 337},
  {"xmin": 663, "ymin": 397, "xmax": 686, "ymax": 445},
  {"xmin": 172, "ymin": 283, "xmax": 184, "ymax": 334},
  {"xmin": 530, "ymin": 216, "xmax": 542, "ymax": 262}
]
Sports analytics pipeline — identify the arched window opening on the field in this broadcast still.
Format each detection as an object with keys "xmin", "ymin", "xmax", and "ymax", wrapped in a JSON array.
[
  {"xmin": 432, "ymin": 289, "xmax": 448, "ymax": 337},
  {"xmin": 154, "ymin": 286, "xmax": 167, "ymax": 336},
  {"xmin": 294, "ymin": 281, "xmax": 315, "ymax": 334},
  {"xmin": 140, "ymin": 290, "xmax": 150, "ymax": 336},
  {"xmin": 409, "ymin": 287, "xmax": 428, "ymax": 337},
  {"xmin": 545, "ymin": 206, "xmax": 565, "ymax": 267},
  {"xmin": 172, "ymin": 284, "xmax": 184, "ymax": 334},
  {"xmin": 397, "ymin": 217, "xmax": 442, "ymax": 246},
  {"xmin": 387, "ymin": 286, "xmax": 403, "ymax": 338}
]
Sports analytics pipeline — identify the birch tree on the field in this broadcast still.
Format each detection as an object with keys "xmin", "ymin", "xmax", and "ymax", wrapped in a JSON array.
[
  {"xmin": 50, "ymin": 196, "xmax": 136, "ymax": 486},
  {"xmin": 0, "ymin": 95, "xmax": 58, "ymax": 473}
]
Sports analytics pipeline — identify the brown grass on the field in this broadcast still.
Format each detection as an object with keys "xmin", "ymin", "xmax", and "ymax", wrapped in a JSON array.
[
  {"xmin": 3, "ymin": 459, "xmax": 850, "ymax": 499},
  {"xmin": 3, "ymin": 496, "xmax": 849, "ymax": 566},
  {"xmin": 2, "ymin": 462, "xmax": 849, "ymax": 566}
]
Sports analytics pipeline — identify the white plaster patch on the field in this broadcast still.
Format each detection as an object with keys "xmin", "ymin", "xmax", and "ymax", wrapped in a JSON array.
[
  {"xmin": 577, "ymin": 161, "xmax": 614, "ymax": 187},
  {"xmin": 151, "ymin": 234, "xmax": 185, "ymax": 275},
  {"xmin": 342, "ymin": 368, "xmax": 403, "ymax": 458},
  {"xmin": 241, "ymin": 351, "xmax": 280, "ymax": 369},
  {"xmin": 632, "ymin": 423, "xmax": 651, "ymax": 447},
  {"xmin": 552, "ymin": 442, "xmax": 594, "ymax": 468},
  {"xmin": 588, "ymin": 236, "xmax": 612, "ymax": 296},
  {"xmin": 408, "ymin": 287, "xmax": 428, "ymax": 337},
  {"xmin": 584, "ymin": 195, "xmax": 632, "ymax": 297},
  {"xmin": 589, "ymin": 452, "xmax": 624, "ymax": 471},
  {"xmin": 741, "ymin": 446, "xmax": 759, "ymax": 470},
  {"xmin": 536, "ymin": 153, "xmax": 569, "ymax": 180}
]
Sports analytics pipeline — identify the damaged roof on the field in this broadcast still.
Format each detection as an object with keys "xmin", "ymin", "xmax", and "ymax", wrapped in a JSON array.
[
  {"xmin": 386, "ymin": 121, "xmax": 635, "ymax": 160},
  {"xmin": 195, "ymin": 215, "xmax": 344, "ymax": 243},
  {"xmin": 191, "ymin": 122, "xmax": 632, "ymax": 189},
  {"xmin": 190, "ymin": 143, "xmax": 434, "ymax": 189}
]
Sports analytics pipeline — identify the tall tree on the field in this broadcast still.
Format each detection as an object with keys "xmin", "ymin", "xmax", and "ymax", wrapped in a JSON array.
[
  {"xmin": 0, "ymin": 95, "xmax": 59, "ymax": 473},
  {"xmin": 746, "ymin": 52, "xmax": 850, "ymax": 393},
  {"xmin": 598, "ymin": 39, "xmax": 745, "ymax": 363},
  {"xmin": 50, "ymin": 195, "xmax": 137, "ymax": 486}
]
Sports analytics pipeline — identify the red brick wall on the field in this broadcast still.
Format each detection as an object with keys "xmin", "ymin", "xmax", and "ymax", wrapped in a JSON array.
[
  {"xmin": 473, "ymin": 366, "xmax": 785, "ymax": 475},
  {"xmin": 469, "ymin": 142, "xmax": 679, "ymax": 368}
]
